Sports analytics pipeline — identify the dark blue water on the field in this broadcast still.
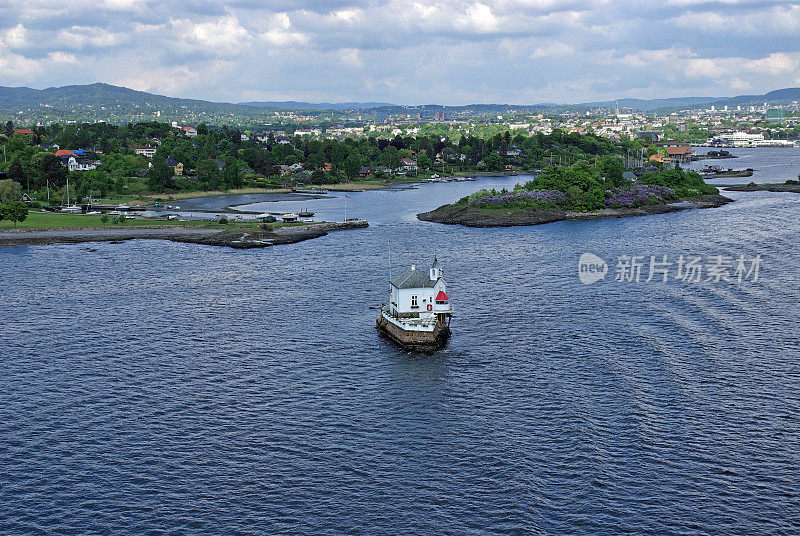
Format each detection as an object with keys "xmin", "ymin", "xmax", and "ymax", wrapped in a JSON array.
[{"xmin": 2, "ymin": 168, "xmax": 800, "ymax": 535}]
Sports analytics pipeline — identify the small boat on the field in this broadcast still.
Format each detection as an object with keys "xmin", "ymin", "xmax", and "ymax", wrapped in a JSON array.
[
  {"xmin": 298, "ymin": 209, "xmax": 314, "ymax": 217},
  {"xmin": 282, "ymin": 213, "xmax": 299, "ymax": 222},
  {"xmin": 60, "ymin": 206, "xmax": 83, "ymax": 214}
]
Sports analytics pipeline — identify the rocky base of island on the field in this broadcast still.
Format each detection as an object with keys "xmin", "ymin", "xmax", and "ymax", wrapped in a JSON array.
[
  {"xmin": 0, "ymin": 220, "xmax": 368, "ymax": 248},
  {"xmin": 417, "ymin": 194, "xmax": 733, "ymax": 227}
]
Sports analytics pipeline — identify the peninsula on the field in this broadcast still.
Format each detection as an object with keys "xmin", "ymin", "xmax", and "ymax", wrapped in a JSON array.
[{"xmin": 0, "ymin": 219, "xmax": 368, "ymax": 248}]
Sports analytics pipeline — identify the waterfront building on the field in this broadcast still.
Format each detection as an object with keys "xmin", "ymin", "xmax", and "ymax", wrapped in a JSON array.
[{"xmin": 377, "ymin": 259, "xmax": 453, "ymax": 350}]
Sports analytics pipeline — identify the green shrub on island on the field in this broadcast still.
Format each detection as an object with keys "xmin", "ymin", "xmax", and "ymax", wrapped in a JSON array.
[{"xmin": 459, "ymin": 162, "xmax": 718, "ymax": 212}]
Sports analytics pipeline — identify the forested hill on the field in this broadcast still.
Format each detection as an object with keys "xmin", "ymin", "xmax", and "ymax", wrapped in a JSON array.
[{"xmin": 0, "ymin": 83, "xmax": 270, "ymax": 125}]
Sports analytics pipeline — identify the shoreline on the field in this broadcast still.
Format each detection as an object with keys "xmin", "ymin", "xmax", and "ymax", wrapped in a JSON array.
[
  {"xmin": 0, "ymin": 220, "xmax": 368, "ymax": 249},
  {"xmin": 417, "ymin": 194, "xmax": 733, "ymax": 227}
]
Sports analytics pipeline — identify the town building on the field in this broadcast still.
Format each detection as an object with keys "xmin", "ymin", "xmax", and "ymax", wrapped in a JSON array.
[
  {"xmin": 130, "ymin": 145, "xmax": 157, "ymax": 158},
  {"xmin": 60, "ymin": 155, "xmax": 100, "ymax": 171},
  {"xmin": 164, "ymin": 157, "xmax": 184, "ymax": 176}
]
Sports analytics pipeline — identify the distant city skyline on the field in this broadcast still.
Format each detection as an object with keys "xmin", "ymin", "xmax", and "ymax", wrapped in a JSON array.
[{"xmin": 1, "ymin": 1, "xmax": 800, "ymax": 105}]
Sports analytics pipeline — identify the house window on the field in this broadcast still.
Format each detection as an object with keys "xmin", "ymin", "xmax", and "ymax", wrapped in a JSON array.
[{"xmin": 411, "ymin": 295, "xmax": 418, "ymax": 308}]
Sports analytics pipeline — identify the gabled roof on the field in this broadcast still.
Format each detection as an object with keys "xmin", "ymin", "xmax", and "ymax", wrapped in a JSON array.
[
  {"xmin": 165, "ymin": 157, "xmax": 181, "ymax": 166},
  {"xmin": 391, "ymin": 266, "xmax": 436, "ymax": 289},
  {"xmin": 435, "ymin": 290, "xmax": 449, "ymax": 301}
]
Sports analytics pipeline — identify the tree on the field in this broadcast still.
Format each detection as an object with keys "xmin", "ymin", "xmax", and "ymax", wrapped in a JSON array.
[
  {"xmin": 196, "ymin": 159, "xmax": 222, "ymax": 190},
  {"xmin": 598, "ymin": 155, "xmax": 625, "ymax": 188},
  {"xmin": 484, "ymin": 152, "xmax": 503, "ymax": 171},
  {"xmin": 4, "ymin": 201, "xmax": 28, "ymax": 228},
  {"xmin": 147, "ymin": 155, "xmax": 175, "ymax": 193},
  {"xmin": 222, "ymin": 160, "xmax": 241, "ymax": 189},
  {"xmin": 343, "ymin": 153, "xmax": 361, "ymax": 178},
  {"xmin": 416, "ymin": 153, "xmax": 432, "ymax": 170},
  {"xmin": 29, "ymin": 152, "xmax": 67, "ymax": 190},
  {"xmin": 0, "ymin": 179, "xmax": 22, "ymax": 204},
  {"xmin": 8, "ymin": 158, "xmax": 25, "ymax": 186}
]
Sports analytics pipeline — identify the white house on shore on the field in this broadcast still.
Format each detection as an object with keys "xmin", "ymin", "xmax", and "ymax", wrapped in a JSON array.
[
  {"xmin": 130, "ymin": 145, "xmax": 157, "ymax": 158},
  {"xmin": 59, "ymin": 155, "xmax": 100, "ymax": 171},
  {"xmin": 389, "ymin": 259, "xmax": 451, "ymax": 322}
]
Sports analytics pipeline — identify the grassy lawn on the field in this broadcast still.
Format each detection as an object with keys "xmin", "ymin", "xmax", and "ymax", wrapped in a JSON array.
[{"xmin": 0, "ymin": 212, "xmax": 310, "ymax": 231}]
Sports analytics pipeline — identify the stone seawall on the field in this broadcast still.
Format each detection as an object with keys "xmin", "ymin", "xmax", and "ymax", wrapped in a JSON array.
[{"xmin": 376, "ymin": 315, "xmax": 451, "ymax": 351}]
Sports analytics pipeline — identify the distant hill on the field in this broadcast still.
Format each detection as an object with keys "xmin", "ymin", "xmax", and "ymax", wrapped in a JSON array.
[
  {"xmin": 0, "ymin": 83, "xmax": 255, "ymax": 114},
  {"xmin": 584, "ymin": 88, "xmax": 800, "ymax": 112},
  {"xmin": 2, "ymin": 82, "xmax": 800, "ymax": 124},
  {"xmin": 0, "ymin": 83, "xmax": 278, "ymax": 125},
  {"xmin": 582, "ymin": 96, "xmax": 718, "ymax": 112},
  {"xmin": 239, "ymin": 100, "xmax": 394, "ymax": 111}
]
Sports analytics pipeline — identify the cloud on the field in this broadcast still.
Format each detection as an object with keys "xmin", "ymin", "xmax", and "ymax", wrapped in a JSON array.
[{"xmin": 0, "ymin": 0, "xmax": 799, "ymax": 104}]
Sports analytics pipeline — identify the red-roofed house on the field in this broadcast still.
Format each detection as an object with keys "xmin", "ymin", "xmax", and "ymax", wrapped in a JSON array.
[
  {"xmin": 182, "ymin": 126, "xmax": 197, "ymax": 137},
  {"xmin": 55, "ymin": 149, "xmax": 77, "ymax": 157},
  {"xmin": 14, "ymin": 128, "xmax": 35, "ymax": 136}
]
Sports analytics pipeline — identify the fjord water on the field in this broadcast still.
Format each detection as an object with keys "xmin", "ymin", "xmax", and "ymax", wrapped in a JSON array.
[{"xmin": 2, "ymin": 164, "xmax": 800, "ymax": 534}]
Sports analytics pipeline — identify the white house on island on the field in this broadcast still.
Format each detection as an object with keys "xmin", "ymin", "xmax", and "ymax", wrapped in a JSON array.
[{"xmin": 389, "ymin": 259, "xmax": 451, "ymax": 322}]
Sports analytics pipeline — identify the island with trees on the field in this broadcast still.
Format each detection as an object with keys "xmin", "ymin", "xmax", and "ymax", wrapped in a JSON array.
[{"xmin": 418, "ymin": 160, "xmax": 732, "ymax": 227}]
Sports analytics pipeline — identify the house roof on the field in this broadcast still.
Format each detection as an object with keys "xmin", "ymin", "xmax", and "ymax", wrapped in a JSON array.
[
  {"xmin": 55, "ymin": 149, "xmax": 76, "ymax": 157},
  {"xmin": 165, "ymin": 157, "xmax": 181, "ymax": 166},
  {"xmin": 666, "ymin": 146, "xmax": 693, "ymax": 155},
  {"xmin": 435, "ymin": 290, "xmax": 450, "ymax": 301},
  {"xmin": 14, "ymin": 128, "xmax": 34, "ymax": 135},
  {"xmin": 391, "ymin": 266, "xmax": 436, "ymax": 289}
]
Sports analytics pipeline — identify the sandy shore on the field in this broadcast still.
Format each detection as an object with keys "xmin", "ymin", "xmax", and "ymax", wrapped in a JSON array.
[
  {"xmin": 417, "ymin": 194, "xmax": 733, "ymax": 227},
  {"xmin": 0, "ymin": 221, "xmax": 368, "ymax": 248}
]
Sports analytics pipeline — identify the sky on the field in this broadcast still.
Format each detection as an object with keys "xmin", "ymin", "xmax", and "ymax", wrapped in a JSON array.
[{"xmin": 1, "ymin": 0, "xmax": 800, "ymax": 105}]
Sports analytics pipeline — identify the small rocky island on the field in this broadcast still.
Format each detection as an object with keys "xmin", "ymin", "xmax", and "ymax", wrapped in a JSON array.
[
  {"xmin": 722, "ymin": 181, "xmax": 800, "ymax": 194},
  {"xmin": 0, "ymin": 220, "xmax": 368, "ymax": 248},
  {"xmin": 419, "ymin": 163, "xmax": 733, "ymax": 227}
]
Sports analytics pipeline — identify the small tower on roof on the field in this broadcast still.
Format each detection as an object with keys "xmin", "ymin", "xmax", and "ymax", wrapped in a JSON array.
[{"xmin": 430, "ymin": 257, "xmax": 442, "ymax": 281}]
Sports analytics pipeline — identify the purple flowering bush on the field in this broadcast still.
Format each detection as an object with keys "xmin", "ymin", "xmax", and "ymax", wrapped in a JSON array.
[
  {"xmin": 603, "ymin": 184, "xmax": 676, "ymax": 208},
  {"xmin": 467, "ymin": 189, "xmax": 567, "ymax": 209}
]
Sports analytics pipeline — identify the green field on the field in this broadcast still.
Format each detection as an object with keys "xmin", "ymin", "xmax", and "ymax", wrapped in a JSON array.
[{"xmin": 0, "ymin": 212, "xmax": 305, "ymax": 231}]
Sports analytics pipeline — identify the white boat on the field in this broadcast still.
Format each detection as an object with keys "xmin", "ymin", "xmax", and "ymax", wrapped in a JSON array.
[
  {"xmin": 282, "ymin": 213, "xmax": 299, "ymax": 222},
  {"xmin": 60, "ymin": 177, "xmax": 82, "ymax": 213}
]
